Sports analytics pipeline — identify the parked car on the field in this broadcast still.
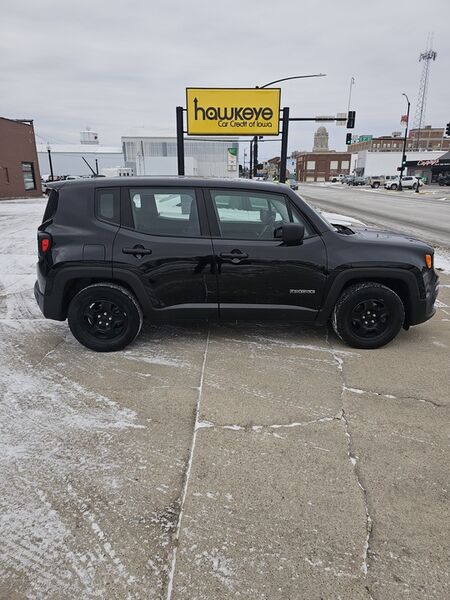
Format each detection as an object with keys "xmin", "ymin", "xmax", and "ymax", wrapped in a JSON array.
[
  {"xmin": 438, "ymin": 173, "xmax": 450, "ymax": 186},
  {"xmin": 35, "ymin": 177, "xmax": 438, "ymax": 351},
  {"xmin": 287, "ymin": 180, "xmax": 299, "ymax": 190},
  {"xmin": 367, "ymin": 175, "xmax": 397, "ymax": 188},
  {"xmin": 329, "ymin": 174, "xmax": 345, "ymax": 183},
  {"xmin": 385, "ymin": 176, "xmax": 423, "ymax": 190},
  {"xmin": 342, "ymin": 175, "xmax": 355, "ymax": 184},
  {"xmin": 349, "ymin": 176, "xmax": 367, "ymax": 186}
]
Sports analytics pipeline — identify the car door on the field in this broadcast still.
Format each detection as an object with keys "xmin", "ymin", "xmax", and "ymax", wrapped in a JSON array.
[
  {"xmin": 112, "ymin": 185, "xmax": 218, "ymax": 320},
  {"xmin": 204, "ymin": 187, "xmax": 328, "ymax": 321}
]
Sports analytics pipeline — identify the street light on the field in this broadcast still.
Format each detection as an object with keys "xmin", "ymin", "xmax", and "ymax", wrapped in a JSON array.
[
  {"xmin": 253, "ymin": 73, "xmax": 327, "ymax": 180},
  {"xmin": 399, "ymin": 93, "xmax": 410, "ymax": 192},
  {"xmin": 46, "ymin": 143, "xmax": 54, "ymax": 182}
]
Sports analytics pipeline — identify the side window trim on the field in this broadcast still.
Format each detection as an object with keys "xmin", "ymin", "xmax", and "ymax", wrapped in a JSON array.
[{"xmin": 286, "ymin": 197, "xmax": 318, "ymax": 239}]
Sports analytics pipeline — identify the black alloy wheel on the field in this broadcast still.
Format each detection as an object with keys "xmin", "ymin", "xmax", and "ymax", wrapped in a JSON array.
[
  {"xmin": 82, "ymin": 300, "xmax": 127, "ymax": 339},
  {"xmin": 350, "ymin": 299, "xmax": 389, "ymax": 338},
  {"xmin": 332, "ymin": 282, "xmax": 404, "ymax": 349},
  {"xmin": 68, "ymin": 283, "xmax": 143, "ymax": 351}
]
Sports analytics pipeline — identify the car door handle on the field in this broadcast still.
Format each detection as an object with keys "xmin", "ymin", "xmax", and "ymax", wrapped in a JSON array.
[
  {"xmin": 122, "ymin": 246, "xmax": 152, "ymax": 256},
  {"xmin": 220, "ymin": 251, "xmax": 248, "ymax": 263}
]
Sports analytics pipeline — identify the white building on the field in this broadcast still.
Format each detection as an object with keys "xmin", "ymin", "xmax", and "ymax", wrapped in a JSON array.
[
  {"xmin": 37, "ymin": 131, "xmax": 124, "ymax": 178},
  {"xmin": 355, "ymin": 150, "xmax": 447, "ymax": 177},
  {"xmin": 122, "ymin": 136, "xmax": 239, "ymax": 178},
  {"xmin": 37, "ymin": 144, "xmax": 124, "ymax": 178}
]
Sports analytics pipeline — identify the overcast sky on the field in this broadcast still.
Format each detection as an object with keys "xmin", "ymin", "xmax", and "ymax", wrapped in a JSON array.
[{"xmin": 1, "ymin": 0, "xmax": 449, "ymax": 160}]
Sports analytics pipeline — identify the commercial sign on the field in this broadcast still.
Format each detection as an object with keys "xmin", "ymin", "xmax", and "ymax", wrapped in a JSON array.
[
  {"xmin": 227, "ymin": 147, "xmax": 238, "ymax": 171},
  {"xmin": 186, "ymin": 88, "xmax": 281, "ymax": 136}
]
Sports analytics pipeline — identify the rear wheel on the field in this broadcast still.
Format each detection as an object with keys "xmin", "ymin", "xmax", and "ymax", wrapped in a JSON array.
[
  {"xmin": 67, "ymin": 283, "xmax": 143, "ymax": 351},
  {"xmin": 390, "ymin": 183, "xmax": 398, "ymax": 190},
  {"xmin": 373, "ymin": 182, "xmax": 380, "ymax": 188},
  {"xmin": 332, "ymin": 282, "xmax": 404, "ymax": 349}
]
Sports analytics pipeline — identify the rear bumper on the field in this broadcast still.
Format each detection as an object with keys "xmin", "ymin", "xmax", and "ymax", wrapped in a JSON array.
[
  {"xmin": 34, "ymin": 279, "xmax": 66, "ymax": 321},
  {"xmin": 34, "ymin": 280, "xmax": 45, "ymax": 315}
]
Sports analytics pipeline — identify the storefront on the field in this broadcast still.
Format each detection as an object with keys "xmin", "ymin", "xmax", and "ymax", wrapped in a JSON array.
[{"xmin": 406, "ymin": 152, "xmax": 450, "ymax": 184}]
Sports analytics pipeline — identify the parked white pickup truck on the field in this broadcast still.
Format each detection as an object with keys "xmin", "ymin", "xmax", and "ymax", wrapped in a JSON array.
[
  {"xmin": 366, "ymin": 175, "xmax": 397, "ymax": 188},
  {"xmin": 329, "ymin": 174, "xmax": 346, "ymax": 183}
]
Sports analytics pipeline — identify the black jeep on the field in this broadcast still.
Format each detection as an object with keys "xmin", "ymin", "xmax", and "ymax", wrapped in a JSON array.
[{"xmin": 35, "ymin": 177, "xmax": 438, "ymax": 351}]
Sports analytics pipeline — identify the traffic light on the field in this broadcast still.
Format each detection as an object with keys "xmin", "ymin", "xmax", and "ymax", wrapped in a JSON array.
[
  {"xmin": 346, "ymin": 133, "xmax": 352, "ymax": 145},
  {"xmin": 403, "ymin": 155, "xmax": 407, "ymax": 166},
  {"xmin": 445, "ymin": 122, "xmax": 450, "ymax": 136},
  {"xmin": 347, "ymin": 110, "xmax": 356, "ymax": 129}
]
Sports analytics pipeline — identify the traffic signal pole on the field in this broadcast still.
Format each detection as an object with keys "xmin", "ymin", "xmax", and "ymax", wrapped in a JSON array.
[{"xmin": 279, "ymin": 107, "xmax": 290, "ymax": 183}]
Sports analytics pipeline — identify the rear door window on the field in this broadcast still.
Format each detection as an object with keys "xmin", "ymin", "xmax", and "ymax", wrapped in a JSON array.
[{"xmin": 128, "ymin": 188, "xmax": 201, "ymax": 237}]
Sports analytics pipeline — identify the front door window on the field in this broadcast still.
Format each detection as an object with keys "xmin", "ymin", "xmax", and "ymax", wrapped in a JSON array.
[{"xmin": 210, "ymin": 190, "xmax": 312, "ymax": 240}]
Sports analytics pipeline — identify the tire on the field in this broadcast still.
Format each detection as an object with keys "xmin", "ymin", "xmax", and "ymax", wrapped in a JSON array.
[
  {"xmin": 390, "ymin": 184, "xmax": 398, "ymax": 190},
  {"xmin": 67, "ymin": 283, "xmax": 143, "ymax": 352},
  {"xmin": 412, "ymin": 183, "xmax": 417, "ymax": 190},
  {"xmin": 373, "ymin": 182, "xmax": 380, "ymax": 188},
  {"xmin": 331, "ymin": 282, "xmax": 404, "ymax": 349}
]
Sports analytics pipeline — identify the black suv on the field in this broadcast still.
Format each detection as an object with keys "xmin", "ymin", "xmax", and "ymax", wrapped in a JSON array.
[{"xmin": 35, "ymin": 177, "xmax": 438, "ymax": 351}]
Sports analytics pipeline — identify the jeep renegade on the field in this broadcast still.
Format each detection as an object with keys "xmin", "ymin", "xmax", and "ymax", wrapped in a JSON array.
[{"xmin": 35, "ymin": 177, "xmax": 439, "ymax": 351}]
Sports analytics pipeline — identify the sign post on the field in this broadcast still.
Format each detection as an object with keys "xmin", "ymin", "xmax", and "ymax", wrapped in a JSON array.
[{"xmin": 176, "ymin": 106, "xmax": 185, "ymax": 176}]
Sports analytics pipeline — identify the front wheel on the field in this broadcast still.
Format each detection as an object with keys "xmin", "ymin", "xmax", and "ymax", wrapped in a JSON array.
[
  {"xmin": 332, "ymin": 282, "xmax": 404, "ymax": 349},
  {"xmin": 390, "ymin": 184, "xmax": 398, "ymax": 190},
  {"xmin": 68, "ymin": 283, "xmax": 143, "ymax": 351},
  {"xmin": 373, "ymin": 182, "xmax": 380, "ymax": 188}
]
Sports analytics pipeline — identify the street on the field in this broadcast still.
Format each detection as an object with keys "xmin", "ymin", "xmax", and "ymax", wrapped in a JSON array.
[
  {"xmin": 300, "ymin": 183, "xmax": 450, "ymax": 247},
  {"xmin": 1, "ymin": 197, "xmax": 449, "ymax": 600}
]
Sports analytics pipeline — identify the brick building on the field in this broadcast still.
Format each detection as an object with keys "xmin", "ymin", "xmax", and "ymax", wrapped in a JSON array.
[
  {"xmin": 0, "ymin": 117, "xmax": 41, "ymax": 199},
  {"xmin": 296, "ymin": 152, "xmax": 351, "ymax": 182},
  {"xmin": 348, "ymin": 126, "xmax": 450, "ymax": 153}
]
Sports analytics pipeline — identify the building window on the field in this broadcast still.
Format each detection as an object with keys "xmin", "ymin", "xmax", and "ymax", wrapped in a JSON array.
[
  {"xmin": 330, "ymin": 161, "xmax": 338, "ymax": 170},
  {"xmin": 1, "ymin": 166, "xmax": 10, "ymax": 183},
  {"xmin": 341, "ymin": 160, "xmax": 350, "ymax": 169},
  {"xmin": 306, "ymin": 161, "xmax": 315, "ymax": 170},
  {"xmin": 21, "ymin": 162, "xmax": 36, "ymax": 191}
]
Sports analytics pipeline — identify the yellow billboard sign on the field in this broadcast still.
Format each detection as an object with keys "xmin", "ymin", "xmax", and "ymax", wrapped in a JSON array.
[{"xmin": 186, "ymin": 88, "xmax": 281, "ymax": 136}]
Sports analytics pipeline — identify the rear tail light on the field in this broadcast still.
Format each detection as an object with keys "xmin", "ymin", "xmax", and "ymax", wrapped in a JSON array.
[{"xmin": 38, "ymin": 233, "xmax": 52, "ymax": 255}]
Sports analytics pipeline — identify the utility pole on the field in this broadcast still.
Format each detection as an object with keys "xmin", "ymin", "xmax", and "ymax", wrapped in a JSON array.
[
  {"xmin": 399, "ymin": 93, "xmax": 410, "ymax": 191},
  {"xmin": 47, "ymin": 143, "xmax": 54, "ymax": 181}
]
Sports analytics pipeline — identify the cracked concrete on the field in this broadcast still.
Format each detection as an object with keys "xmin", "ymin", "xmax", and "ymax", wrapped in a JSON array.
[{"xmin": 1, "ymin": 198, "xmax": 449, "ymax": 599}]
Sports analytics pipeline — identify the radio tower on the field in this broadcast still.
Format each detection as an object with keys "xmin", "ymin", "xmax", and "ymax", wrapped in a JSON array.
[{"xmin": 413, "ymin": 34, "xmax": 437, "ymax": 149}]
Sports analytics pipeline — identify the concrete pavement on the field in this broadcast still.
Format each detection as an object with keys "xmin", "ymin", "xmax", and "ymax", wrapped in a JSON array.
[{"xmin": 0, "ymin": 197, "xmax": 449, "ymax": 599}]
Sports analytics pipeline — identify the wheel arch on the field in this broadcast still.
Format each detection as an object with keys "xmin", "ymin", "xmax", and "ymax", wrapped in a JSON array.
[
  {"xmin": 43, "ymin": 264, "xmax": 152, "ymax": 320},
  {"xmin": 317, "ymin": 267, "xmax": 422, "ymax": 327}
]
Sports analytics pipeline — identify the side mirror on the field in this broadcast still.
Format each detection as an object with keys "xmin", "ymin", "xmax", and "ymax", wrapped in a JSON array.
[{"xmin": 274, "ymin": 223, "xmax": 305, "ymax": 246}]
